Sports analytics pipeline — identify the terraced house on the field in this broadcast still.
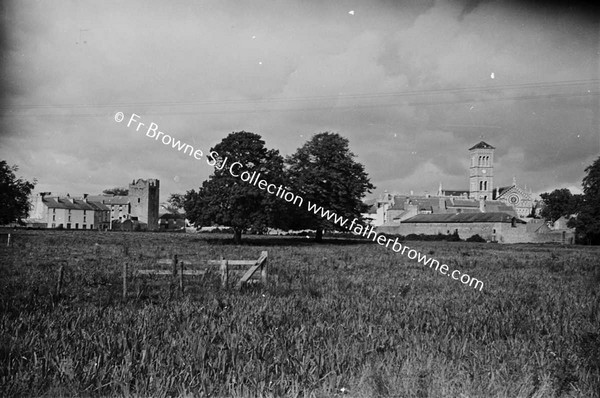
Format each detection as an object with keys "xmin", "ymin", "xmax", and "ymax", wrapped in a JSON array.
[
  {"xmin": 27, "ymin": 193, "xmax": 110, "ymax": 230},
  {"xmin": 25, "ymin": 178, "xmax": 160, "ymax": 231}
]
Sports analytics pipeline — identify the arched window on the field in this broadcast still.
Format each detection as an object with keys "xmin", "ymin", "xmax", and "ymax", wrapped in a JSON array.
[
  {"xmin": 479, "ymin": 181, "xmax": 483, "ymax": 190},
  {"xmin": 484, "ymin": 181, "xmax": 487, "ymax": 190}
]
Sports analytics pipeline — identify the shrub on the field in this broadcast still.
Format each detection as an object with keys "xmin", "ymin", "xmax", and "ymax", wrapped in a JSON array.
[{"xmin": 466, "ymin": 234, "xmax": 486, "ymax": 243}]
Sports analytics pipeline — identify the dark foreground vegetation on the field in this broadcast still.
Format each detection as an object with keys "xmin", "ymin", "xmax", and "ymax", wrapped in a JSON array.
[{"xmin": 1, "ymin": 230, "xmax": 599, "ymax": 397}]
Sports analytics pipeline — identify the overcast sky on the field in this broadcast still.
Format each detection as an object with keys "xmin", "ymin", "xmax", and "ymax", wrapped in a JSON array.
[{"xmin": 1, "ymin": 0, "xmax": 598, "ymax": 202}]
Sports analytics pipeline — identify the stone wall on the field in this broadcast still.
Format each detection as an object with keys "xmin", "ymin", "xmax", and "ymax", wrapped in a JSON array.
[{"xmin": 377, "ymin": 221, "xmax": 574, "ymax": 244}]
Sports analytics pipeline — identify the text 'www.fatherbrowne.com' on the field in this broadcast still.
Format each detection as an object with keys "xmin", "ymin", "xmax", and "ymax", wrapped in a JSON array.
[{"xmin": 114, "ymin": 112, "xmax": 484, "ymax": 291}]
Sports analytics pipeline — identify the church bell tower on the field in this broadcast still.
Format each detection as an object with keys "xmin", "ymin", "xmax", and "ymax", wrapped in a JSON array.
[{"xmin": 469, "ymin": 141, "xmax": 494, "ymax": 200}]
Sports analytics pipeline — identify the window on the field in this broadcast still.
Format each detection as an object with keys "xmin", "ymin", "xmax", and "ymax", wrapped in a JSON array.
[
  {"xmin": 52, "ymin": 215, "xmax": 55, "ymax": 221},
  {"xmin": 51, "ymin": 223, "xmax": 55, "ymax": 228},
  {"xmin": 83, "ymin": 216, "xmax": 86, "ymax": 222},
  {"xmin": 138, "ymin": 198, "xmax": 140, "ymax": 203},
  {"xmin": 75, "ymin": 223, "xmax": 79, "ymax": 229},
  {"xmin": 67, "ymin": 223, "xmax": 71, "ymax": 229},
  {"xmin": 90, "ymin": 224, "xmax": 93, "ymax": 229},
  {"xmin": 53, "ymin": 208, "xmax": 56, "ymax": 213},
  {"xmin": 68, "ymin": 216, "xmax": 71, "ymax": 222},
  {"xmin": 68, "ymin": 209, "xmax": 71, "ymax": 214},
  {"xmin": 83, "ymin": 225, "xmax": 86, "ymax": 230},
  {"xmin": 83, "ymin": 210, "xmax": 86, "ymax": 215}
]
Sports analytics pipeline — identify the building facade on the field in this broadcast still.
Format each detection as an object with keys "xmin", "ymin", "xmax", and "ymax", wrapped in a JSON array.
[
  {"xmin": 26, "ymin": 178, "xmax": 160, "ymax": 231},
  {"xmin": 27, "ymin": 193, "xmax": 110, "ymax": 230},
  {"xmin": 365, "ymin": 141, "xmax": 571, "ymax": 243}
]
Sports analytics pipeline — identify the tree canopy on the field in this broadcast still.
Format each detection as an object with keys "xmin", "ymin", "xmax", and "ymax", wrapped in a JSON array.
[
  {"xmin": 539, "ymin": 188, "xmax": 582, "ymax": 223},
  {"xmin": 286, "ymin": 132, "xmax": 375, "ymax": 241},
  {"xmin": 184, "ymin": 131, "xmax": 289, "ymax": 243},
  {"xmin": 167, "ymin": 193, "xmax": 185, "ymax": 211},
  {"xmin": 0, "ymin": 161, "xmax": 36, "ymax": 225},
  {"xmin": 569, "ymin": 156, "xmax": 600, "ymax": 244},
  {"xmin": 103, "ymin": 187, "xmax": 128, "ymax": 196}
]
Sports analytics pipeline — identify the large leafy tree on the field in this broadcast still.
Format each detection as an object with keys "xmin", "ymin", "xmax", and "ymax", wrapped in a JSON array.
[
  {"xmin": 286, "ymin": 132, "xmax": 375, "ymax": 242},
  {"xmin": 539, "ymin": 188, "xmax": 582, "ymax": 223},
  {"xmin": 184, "ymin": 131, "xmax": 289, "ymax": 243},
  {"xmin": 569, "ymin": 156, "xmax": 600, "ymax": 244},
  {"xmin": 0, "ymin": 161, "xmax": 36, "ymax": 225}
]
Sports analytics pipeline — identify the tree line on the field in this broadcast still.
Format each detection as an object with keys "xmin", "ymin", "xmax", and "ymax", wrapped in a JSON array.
[
  {"xmin": 539, "ymin": 156, "xmax": 600, "ymax": 244},
  {"xmin": 2, "ymin": 137, "xmax": 600, "ymax": 245}
]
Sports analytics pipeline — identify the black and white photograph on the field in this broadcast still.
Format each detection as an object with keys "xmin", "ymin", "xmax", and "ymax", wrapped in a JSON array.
[{"xmin": 1, "ymin": 0, "xmax": 599, "ymax": 396}]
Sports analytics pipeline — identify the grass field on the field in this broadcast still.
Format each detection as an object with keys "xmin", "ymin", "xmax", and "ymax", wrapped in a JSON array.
[{"xmin": 1, "ymin": 230, "xmax": 599, "ymax": 397}]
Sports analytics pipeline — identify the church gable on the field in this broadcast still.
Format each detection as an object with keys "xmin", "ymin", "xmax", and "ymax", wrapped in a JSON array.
[
  {"xmin": 496, "ymin": 185, "xmax": 533, "ymax": 218},
  {"xmin": 496, "ymin": 185, "xmax": 531, "ymax": 204}
]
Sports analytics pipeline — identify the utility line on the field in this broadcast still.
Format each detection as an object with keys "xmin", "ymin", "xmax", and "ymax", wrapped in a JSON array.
[{"xmin": 1, "ymin": 78, "xmax": 598, "ymax": 113}]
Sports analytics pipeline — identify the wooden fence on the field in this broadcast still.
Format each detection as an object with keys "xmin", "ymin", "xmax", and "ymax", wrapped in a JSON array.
[{"xmin": 122, "ymin": 250, "xmax": 268, "ymax": 299}]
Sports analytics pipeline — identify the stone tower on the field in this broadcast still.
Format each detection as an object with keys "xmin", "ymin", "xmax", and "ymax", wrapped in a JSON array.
[
  {"xmin": 128, "ymin": 179, "xmax": 160, "ymax": 231},
  {"xmin": 469, "ymin": 141, "xmax": 494, "ymax": 200}
]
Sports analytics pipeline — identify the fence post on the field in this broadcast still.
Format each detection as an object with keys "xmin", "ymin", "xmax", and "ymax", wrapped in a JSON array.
[
  {"xmin": 261, "ymin": 250, "xmax": 268, "ymax": 285},
  {"xmin": 122, "ymin": 262, "xmax": 128, "ymax": 300},
  {"xmin": 179, "ymin": 260, "xmax": 184, "ymax": 293},
  {"xmin": 220, "ymin": 259, "xmax": 228, "ymax": 288},
  {"xmin": 55, "ymin": 265, "xmax": 64, "ymax": 297},
  {"xmin": 6, "ymin": 233, "xmax": 10, "ymax": 247},
  {"xmin": 172, "ymin": 254, "xmax": 178, "ymax": 276}
]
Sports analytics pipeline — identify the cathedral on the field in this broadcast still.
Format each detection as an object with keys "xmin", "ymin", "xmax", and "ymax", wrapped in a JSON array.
[
  {"xmin": 366, "ymin": 141, "xmax": 535, "ymax": 226},
  {"xmin": 369, "ymin": 142, "xmax": 574, "ymax": 243}
]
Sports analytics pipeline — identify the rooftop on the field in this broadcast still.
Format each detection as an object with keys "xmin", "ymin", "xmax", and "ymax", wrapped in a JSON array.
[
  {"xmin": 402, "ymin": 212, "xmax": 524, "ymax": 224},
  {"xmin": 469, "ymin": 141, "xmax": 495, "ymax": 150}
]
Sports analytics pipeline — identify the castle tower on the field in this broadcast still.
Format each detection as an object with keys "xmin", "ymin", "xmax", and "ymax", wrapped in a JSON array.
[
  {"xmin": 128, "ymin": 179, "xmax": 160, "ymax": 231},
  {"xmin": 468, "ymin": 141, "xmax": 494, "ymax": 200}
]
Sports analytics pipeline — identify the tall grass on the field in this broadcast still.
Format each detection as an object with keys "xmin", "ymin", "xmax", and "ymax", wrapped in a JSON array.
[{"xmin": 1, "ymin": 230, "xmax": 599, "ymax": 397}]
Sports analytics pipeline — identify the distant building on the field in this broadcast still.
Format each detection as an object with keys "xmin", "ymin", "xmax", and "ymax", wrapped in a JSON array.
[
  {"xmin": 494, "ymin": 177, "xmax": 534, "ymax": 219},
  {"xmin": 26, "ymin": 178, "xmax": 160, "ymax": 231},
  {"xmin": 365, "ymin": 142, "xmax": 573, "ymax": 243},
  {"xmin": 158, "ymin": 202, "xmax": 186, "ymax": 231},
  {"xmin": 87, "ymin": 178, "xmax": 160, "ymax": 231},
  {"xmin": 27, "ymin": 193, "xmax": 110, "ymax": 230}
]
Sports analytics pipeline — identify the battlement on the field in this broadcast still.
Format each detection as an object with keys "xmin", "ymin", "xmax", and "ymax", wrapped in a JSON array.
[{"xmin": 130, "ymin": 178, "xmax": 160, "ymax": 189}]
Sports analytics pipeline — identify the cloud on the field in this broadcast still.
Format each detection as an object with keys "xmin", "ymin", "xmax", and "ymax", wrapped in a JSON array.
[{"xmin": 0, "ymin": 0, "xmax": 598, "ymax": 200}]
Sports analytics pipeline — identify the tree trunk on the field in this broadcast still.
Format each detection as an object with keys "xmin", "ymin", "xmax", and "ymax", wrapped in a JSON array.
[
  {"xmin": 233, "ymin": 228, "xmax": 243, "ymax": 244},
  {"xmin": 315, "ymin": 228, "xmax": 323, "ymax": 242}
]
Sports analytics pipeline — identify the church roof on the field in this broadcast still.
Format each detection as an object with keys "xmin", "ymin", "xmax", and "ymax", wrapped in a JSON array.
[
  {"xmin": 402, "ymin": 212, "xmax": 524, "ymax": 224},
  {"xmin": 496, "ymin": 186, "xmax": 512, "ymax": 196},
  {"xmin": 469, "ymin": 141, "xmax": 495, "ymax": 150}
]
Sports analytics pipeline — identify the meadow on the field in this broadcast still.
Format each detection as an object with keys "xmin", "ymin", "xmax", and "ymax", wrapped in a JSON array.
[{"xmin": 1, "ymin": 230, "xmax": 599, "ymax": 397}]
